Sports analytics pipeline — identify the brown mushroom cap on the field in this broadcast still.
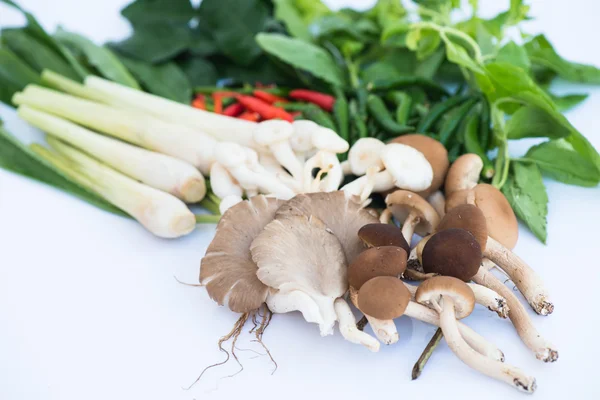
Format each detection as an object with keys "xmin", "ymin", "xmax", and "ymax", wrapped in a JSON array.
[
  {"xmin": 347, "ymin": 246, "xmax": 407, "ymax": 290},
  {"xmin": 391, "ymin": 134, "xmax": 449, "ymax": 198},
  {"xmin": 200, "ymin": 196, "xmax": 284, "ymax": 313},
  {"xmin": 437, "ymin": 204, "xmax": 488, "ymax": 251},
  {"xmin": 276, "ymin": 191, "xmax": 378, "ymax": 265},
  {"xmin": 415, "ymin": 276, "xmax": 476, "ymax": 319},
  {"xmin": 358, "ymin": 223, "xmax": 410, "ymax": 254},
  {"xmin": 445, "ymin": 154, "xmax": 483, "ymax": 195},
  {"xmin": 357, "ymin": 276, "xmax": 411, "ymax": 320},
  {"xmin": 446, "ymin": 184, "xmax": 518, "ymax": 249},
  {"xmin": 415, "ymin": 234, "xmax": 432, "ymax": 265},
  {"xmin": 385, "ymin": 190, "xmax": 440, "ymax": 237},
  {"xmin": 422, "ymin": 228, "xmax": 482, "ymax": 281}
]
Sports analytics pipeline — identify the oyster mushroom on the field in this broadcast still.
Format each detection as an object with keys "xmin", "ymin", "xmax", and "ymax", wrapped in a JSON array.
[
  {"xmin": 416, "ymin": 277, "xmax": 536, "ymax": 393},
  {"xmin": 254, "ymin": 120, "xmax": 303, "ymax": 182},
  {"xmin": 385, "ymin": 190, "xmax": 440, "ymax": 245},
  {"xmin": 346, "ymin": 137, "xmax": 386, "ymax": 176}
]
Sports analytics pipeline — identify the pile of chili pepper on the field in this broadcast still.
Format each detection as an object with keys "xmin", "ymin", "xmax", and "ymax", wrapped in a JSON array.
[{"xmin": 192, "ymin": 80, "xmax": 495, "ymax": 177}]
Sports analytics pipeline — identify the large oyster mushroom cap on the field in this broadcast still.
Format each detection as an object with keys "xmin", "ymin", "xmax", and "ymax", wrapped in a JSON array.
[
  {"xmin": 200, "ymin": 195, "xmax": 284, "ymax": 313},
  {"xmin": 275, "ymin": 191, "xmax": 378, "ymax": 265}
]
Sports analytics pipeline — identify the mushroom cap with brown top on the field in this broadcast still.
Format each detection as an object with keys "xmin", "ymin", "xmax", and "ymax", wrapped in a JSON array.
[
  {"xmin": 446, "ymin": 184, "xmax": 518, "ymax": 249},
  {"xmin": 415, "ymin": 276, "xmax": 476, "ymax": 319},
  {"xmin": 357, "ymin": 276, "xmax": 411, "ymax": 320},
  {"xmin": 200, "ymin": 195, "xmax": 284, "ymax": 313},
  {"xmin": 422, "ymin": 228, "xmax": 482, "ymax": 281},
  {"xmin": 385, "ymin": 190, "xmax": 440, "ymax": 237},
  {"xmin": 358, "ymin": 223, "xmax": 410, "ymax": 254},
  {"xmin": 276, "ymin": 191, "xmax": 378, "ymax": 265},
  {"xmin": 347, "ymin": 246, "xmax": 407, "ymax": 290},
  {"xmin": 391, "ymin": 134, "xmax": 449, "ymax": 198},
  {"xmin": 438, "ymin": 204, "xmax": 488, "ymax": 251},
  {"xmin": 444, "ymin": 154, "xmax": 483, "ymax": 195}
]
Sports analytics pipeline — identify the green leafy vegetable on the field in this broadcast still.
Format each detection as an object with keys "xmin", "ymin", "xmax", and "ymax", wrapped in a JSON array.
[
  {"xmin": 502, "ymin": 161, "xmax": 548, "ymax": 243},
  {"xmin": 177, "ymin": 57, "xmax": 217, "ymax": 89},
  {"xmin": 273, "ymin": 0, "xmax": 312, "ymax": 42},
  {"xmin": 54, "ymin": 28, "xmax": 140, "ymax": 88},
  {"xmin": 547, "ymin": 92, "xmax": 588, "ymax": 112},
  {"xmin": 256, "ymin": 33, "xmax": 345, "ymax": 86},
  {"xmin": 495, "ymin": 41, "xmax": 530, "ymax": 71},
  {"xmin": 121, "ymin": 0, "xmax": 195, "ymax": 26},
  {"xmin": 0, "ymin": 47, "xmax": 41, "ymax": 104},
  {"xmin": 505, "ymin": 105, "xmax": 570, "ymax": 140}
]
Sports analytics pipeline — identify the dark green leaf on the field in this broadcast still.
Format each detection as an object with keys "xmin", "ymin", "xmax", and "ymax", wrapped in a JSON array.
[
  {"xmin": 311, "ymin": 15, "xmax": 365, "ymax": 42},
  {"xmin": 0, "ymin": 125, "xmax": 127, "ymax": 217},
  {"xmin": 547, "ymin": 92, "xmax": 588, "ymax": 112},
  {"xmin": 501, "ymin": 161, "xmax": 548, "ymax": 243},
  {"xmin": 360, "ymin": 48, "xmax": 417, "ymax": 84},
  {"xmin": 256, "ymin": 33, "xmax": 345, "ymax": 86},
  {"xmin": 54, "ymin": 28, "xmax": 140, "ymax": 88},
  {"xmin": 505, "ymin": 105, "xmax": 570, "ymax": 140},
  {"xmin": 199, "ymin": 0, "xmax": 269, "ymax": 66},
  {"xmin": 525, "ymin": 140, "xmax": 600, "ymax": 187},
  {"xmin": 273, "ymin": 0, "xmax": 312, "ymax": 42},
  {"xmin": 177, "ymin": 56, "xmax": 218, "ymax": 88},
  {"xmin": 495, "ymin": 41, "xmax": 530, "ymax": 71},
  {"xmin": 188, "ymin": 25, "xmax": 218, "ymax": 57},
  {"xmin": 121, "ymin": 0, "xmax": 194, "ymax": 26},
  {"xmin": 215, "ymin": 55, "xmax": 296, "ymax": 86},
  {"xmin": 525, "ymin": 35, "xmax": 600, "ymax": 84},
  {"xmin": 0, "ymin": 47, "xmax": 41, "ymax": 104},
  {"xmin": 1, "ymin": 28, "xmax": 80, "ymax": 80},
  {"xmin": 415, "ymin": 47, "xmax": 446, "ymax": 79},
  {"xmin": 118, "ymin": 55, "xmax": 191, "ymax": 103},
  {"xmin": 110, "ymin": 22, "xmax": 191, "ymax": 64}
]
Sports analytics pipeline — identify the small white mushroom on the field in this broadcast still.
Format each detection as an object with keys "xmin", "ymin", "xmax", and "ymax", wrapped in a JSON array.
[
  {"xmin": 253, "ymin": 120, "xmax": 303, "ymax": 181},
  {"xmin": 210, "ymin": 162, "xmax": 243, "ymax": 200},
  {"xmin": 312, "ymin": 126, "xmax": 349, "ymax": 154},
  {"xmin": 291, "ymin": 120, "xmax": 318, "ymax": 163},
  {"xmin": 347, "ymin": 137, "xmax": 385, "ymax": 176}
]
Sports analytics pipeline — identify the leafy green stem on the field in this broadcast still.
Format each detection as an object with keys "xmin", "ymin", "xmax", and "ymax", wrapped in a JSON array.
[{"xmin": 413, "ymin": 22, "xmax": 484, "ymax": 64}]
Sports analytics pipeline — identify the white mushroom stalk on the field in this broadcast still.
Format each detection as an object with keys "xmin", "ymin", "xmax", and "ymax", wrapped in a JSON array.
[
  {"xmin": 35, "ymin": 138, "xmax": 197, "ymax": 238},
  {"xmin": 291, "ymin": 120, "xmax": 317, "ymax": 163},
  {"xmin": 349, "ymin": 288, "xmax": 399, "ymax": 345},
  {"xmin": 485, "ymin": 237, "xmax": 553, "ymax": 316},
  {"xmin": 303, "ymin": 151, "xmax": 343, "ymax": 193},
  {"xmin": 210, "ymin": 162, "xmax": 243, "ymax": 200},
  {"xmin": 19, "ymin": 106, "xmax": 206, "ymax": 203},
  {"xmin": 254, "ymin": 120, "xmax": 304, "ymax": 182},
  {"xmin": 436, "ymin": 296, "xmax": 536, "ymax": 393},
  {"xmin": 473, "ymin": 268, "xmax": 558, "ymax": 362},
  {"xmin": 427, "ymin": 191, "xmax": 446, "ymax": 218},
  {"xmin": 13, "ymin": 86, "xmax": 216, "ymax": 174},
  {"xmin": 334, "ymin": 298, "xmax": 380, "ymax": 352}
]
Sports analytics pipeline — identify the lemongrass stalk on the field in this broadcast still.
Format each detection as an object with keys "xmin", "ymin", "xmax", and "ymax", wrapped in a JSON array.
[
  {"xmin": 13, "ymin": 86, "xmax": 216, "ymax": 174},
  {"xmin": 46, "ymin": 137, "xmax": 196, "ymax": 238},
  {"xmin": 30, "ymin": 144, "xmax": 97, "ymax": 189},
  {"xmin": 84, "ymin": 75, "xmax": 258, "ymax": 148},
  {"xmin": 41, "ymin": 70, "xmax": 109, "ymax": 103},
  {"xmin": 195, "ymin": 214, "xmax": 221, "ymax": 224},
  {"xmin": 19, "ymin": 106, "xmax": 206, "ymax": 203},
  {"xmin": 199, "ymin": 197, "xmax": 220, "ymax": 215}
]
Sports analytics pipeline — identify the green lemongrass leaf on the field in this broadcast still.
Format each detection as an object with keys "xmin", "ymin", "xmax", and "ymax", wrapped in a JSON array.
[
  {"xmin": 1, "ymin": 28, "xmax": 80, "ymax": 80},
  {"xmin": 525, "ymin": 140, "xmax": 600, "ymax": 187},
  {"xmin": 501, "ymin": 161, "xmax": 548, "ymax": 243},
  {"xmin": 41, "ymin": 70, "xmax": 108, "ymax": 102},
  {"xmin": 0, "ymin": 47, "xmax": 41, "ymax": 104},
  {"xmin": 256, "ymin": 33, "xmax": 345, "ymax": 86},
  {"xmin": 273, "ymin": 0, "xmax": 312, "ymax": 42},
  {"xmin": 495, "ymin": 41, "xmax": 530, "ymax": 71},
  {"xmin": 547, "ymin": 92, "xmax": 588, "ymax": 112},
  {"xmin": 177, "ymin": 57, "xmax": 218, "ymax": 88},
  {"xmin": 0, "ymin": 125, "xmax": 127, "ymax": 217},
  {"xmin": 525, "ymin": 35, "xmax": 600, "ymax": 84},
  {"xmin": 121, "ymin": 0, "xmax": 195, "ymax": 26},
  {"xmin": 117, "ymin": 55, "xmax": 191, "ymax": 103},
  {"xmin": 505, "ymin": 105, "xmax": 570, "ymax": 140},
  {"xmin": 54, "ymin": 28, "xmax": 140, "ymax": 89}
]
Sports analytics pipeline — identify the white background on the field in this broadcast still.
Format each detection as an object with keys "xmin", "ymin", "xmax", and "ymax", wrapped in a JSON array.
[{"xmin": 1, "ymin": 1, "xmax": 599, "ymax": 399}]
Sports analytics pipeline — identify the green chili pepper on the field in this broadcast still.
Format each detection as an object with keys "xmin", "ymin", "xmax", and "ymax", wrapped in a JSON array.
[
  {"xmin": 333, "ymin": 88, "xmax": 349, "ymax": 141},
  {"xmin": 279, "ymin": 102, "xmax": 336, "ymax": 129},
  {"xmin": 396, "ymin": 94, "xmax": 413, "ymax": 126},
  {"xmin": 463, "ymin": 110, "xmax": 496, "ymax": 180},
  {"xmin": 417, "ymin": 95, "xmax": 471, "ymax": 133},
  {"xmin": 350, "ymin": 100, "xmax": 368, "ymax": 139},
  {"xmin": 438, "ymin": 98, "xmax": 479, "ymax": 146},
  {"xmin": 357, "ymin": 87, "xmax": 369, "ymax": 120},
  {"xmin": 448, "ymin": 143, "xmax": 463, "ymax": 162},
  {"xmin": 369, "ymin": 76, "xmax": 449, "ymax": 100},
  {"xmin": 195, "ymin": 86, "xmax": 289, "ymax": 97},
  {"xmin": 414, "ymin": 103, "xmax": 429, "ymax": 118},
  {"xmin": 367, "ymin": 94, "xmax": 414, "ymax": 135},
  {"xmin": 480, "ymin": 97, "xmax": 492, "ymax": 151}
]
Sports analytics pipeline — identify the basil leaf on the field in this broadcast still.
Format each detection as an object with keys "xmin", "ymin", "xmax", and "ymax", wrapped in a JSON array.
[
  {"xmin": 188, "ymin": 25, "xmax": 218, "ymax": 57},
  {"xmin": 506, "ymin": 105, "xmax": 570, "ymax": 140},
  {"xmin": 118, "ymin": 55, "xmax": 192, "ymax": 103},
  {"xmin": 547, "ymin": 92, "xmax": 588, "ymax": 112},
  {"xmin": 256, "ymin": 33, "xmax": 345, "ymax": 86},
  {"xmin": 0, "ymin": 47, "xmax": 41, "ymax": 105},
  {"xmin": 1, "ymin": 28, "xmax": 80, "ymax": 80},
  {"xmin": 273, "ymin": 0, "xmax": 312, "ymax": 42},
  {"xmin": 54, "ymin": 28, "xmax": 140, "ymax": 89},
  {"xmin": 199, "ymin": 0, "xmax": 269, "ymax": 66},
  {"xmin": 121, "ymin": 0, "xmax": 195, "ymax": 26},
  {"xmin": 178, "ymin": 57, "xmax": 218, "ymax": 87},
  {"xmin": 525, "ymin": 140, "xmax": 600, "ymax": 187},
  {"xmin": 0, "ymin": 125, "xmax": 127, "ymax": 217},
  {"xmin": 496, "ymin": 41, "xmax": 530, "ymax": 71},
  {"xmin": 215, "ymin": 55, "xmax": 295, "ymax": 86},
  {"xmin": 110, "ymin": 22, "xmax": 191, "ymax": 64},
  {"xmin": 502, "ymin": 161, "xmax": 548, "ymax": 243},
  {"xmin": 525, "ymin": 35, "xmax": 600, "ymax": 84}
]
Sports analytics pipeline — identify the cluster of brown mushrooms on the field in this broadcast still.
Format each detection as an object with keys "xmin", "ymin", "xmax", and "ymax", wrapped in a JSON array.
[{"xmin": 199, "ymin": 134, "xmax": 555, "ymax": 394}]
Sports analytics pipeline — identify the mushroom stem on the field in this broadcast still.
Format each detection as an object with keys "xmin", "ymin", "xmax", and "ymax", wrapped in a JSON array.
[
  {"xmin": 466, "ymin": 283, "xmax": 509, "ymax": 319},
  {"xmin": 404, "ymin": 301, "xmax": 504, "ymax": 362},
  {"xmin": 472, "ymin": 268, "xmax": 558, "ymax": 362},
  {"xmin": 269, "ymin": 141, "xmax": 304, "ymax": 182},
  {"xmin": 379, "ymin": 209, "xmax": 393, "ymax": 224},
  {"xmin": 438, "ymin": 297, "xmax": 537, "ymax": 393},
  {"xmin": 401, "ymin": 211, "xmax": 420, "ymax": 245},
  {"xmin": 485, "ymin": 237, "xmax": 553, "ymax": 316},
  {"xmin": 427, "ymin": 191, "xmax": 446, "ymax": 218},
  {"xmin": 334, "ymin": 298, "xmax": 380, "ymax": 352}
]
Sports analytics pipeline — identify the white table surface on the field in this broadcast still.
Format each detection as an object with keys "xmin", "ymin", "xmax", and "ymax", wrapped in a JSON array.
[{"xmin": 1, "ymin": 1, "xmax": 599, "ymax": 399}]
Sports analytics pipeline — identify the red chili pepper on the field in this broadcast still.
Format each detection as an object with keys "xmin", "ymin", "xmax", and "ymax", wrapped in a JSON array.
[
  {"xmin": 223, "ymin": 102, "xmax": 245, "ymax": 117},
  {"xmin": 192, "ymin": 95, "xmax": 206, "ymax": 110},
  {"xmin": 253, "ymin": 90, "xmax": 288, "ymax": 105},
  {"xmin": 235, "ymin": 95, "xmax": 294, "ymax": 122},
  {"xmin": 212, "ymin": 94, "xmax": 223, "ymax": 114},
  {"xmin": 238, "ymin": 111, "xmax": 260, "ymax": 122},
  {"xmin": 290, "ymin": 111, "xmax": 302, "ymax": 119},
  {"xmin": 289, "ymin": 89, "xmax": 336, "ymax": 112}
]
